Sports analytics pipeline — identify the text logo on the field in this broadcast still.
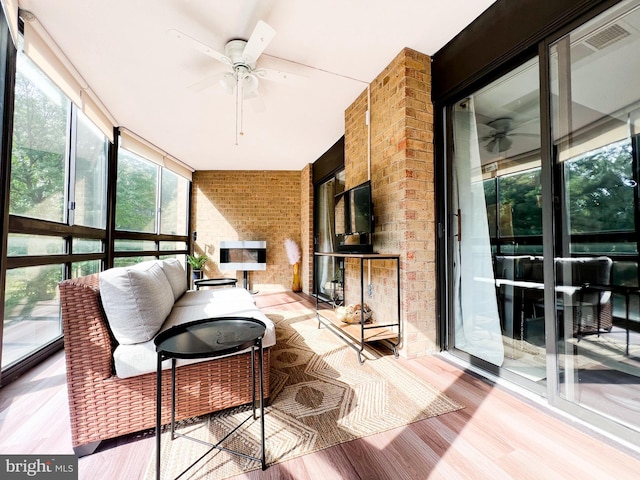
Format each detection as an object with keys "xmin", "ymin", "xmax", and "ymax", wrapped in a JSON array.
[{"xmin": 1, "ymin": 455, "xmax": 77, "ymax": 479}]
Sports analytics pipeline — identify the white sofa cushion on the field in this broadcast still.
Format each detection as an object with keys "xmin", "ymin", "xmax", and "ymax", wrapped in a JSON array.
[
  {"xmin": 173, "ymin": 287, "xmax": 256, "ymax": 307},
  {"xmin": 159, "ymin": 258, "xmax": 188, "ymax": 301},
  {"xmin": 100, "ymin": 262, "xmax": 175, "ymax": 345},
  {"xmin": 113, "ymin": 288, "xmax": 275, "ymax": 378}
]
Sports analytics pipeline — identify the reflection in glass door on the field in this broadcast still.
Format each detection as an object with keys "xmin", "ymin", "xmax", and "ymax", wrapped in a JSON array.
[
  {"xmin": 451, "ymin": 57, "xmax": 546, "ymax": 386},
  {"xmin": 314, "ymin": 170, "xmax": 345, "ymax": 304},
  {"xmin": 550, "ymin": 0, "xmax": 640, "ymax": 432}
]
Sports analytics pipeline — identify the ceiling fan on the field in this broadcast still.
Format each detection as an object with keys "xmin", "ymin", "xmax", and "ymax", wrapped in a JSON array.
[
  {"xmin": 480, "ymin": 117, "xmax": 538, "ymax": 153},
  {"xmin": 169, "ymin": 20, "xmax": 302, "ymax": 144}
]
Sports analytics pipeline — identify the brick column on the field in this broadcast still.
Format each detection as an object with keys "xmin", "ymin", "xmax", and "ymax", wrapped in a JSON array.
[{"xmin": 344, "ymin": 48, "xmax": 435, "ymax": 358}]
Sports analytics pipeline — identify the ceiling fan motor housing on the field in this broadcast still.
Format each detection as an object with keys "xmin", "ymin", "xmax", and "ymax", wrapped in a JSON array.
[{"xmin": 225, "ymin": 39, "xmax": 256, "ymax": 69}]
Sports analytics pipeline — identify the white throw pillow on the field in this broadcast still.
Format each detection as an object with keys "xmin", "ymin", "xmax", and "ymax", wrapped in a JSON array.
[
  {"xmin": 159, "ymin": 258, "xmax": 188, "ymax": 300},
  {"xmin": 100, "ymin": 262, "xmax": 175, "ymax": 345}
]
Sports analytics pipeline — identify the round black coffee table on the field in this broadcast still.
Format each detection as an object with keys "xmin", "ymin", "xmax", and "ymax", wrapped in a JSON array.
[
  {"xmin": 154, "ymin": 317, "xmax": 267, "ymax": 479},
  {"xmin": 194, "ymin": 277, "xmax": 238, "ymax": 290}
]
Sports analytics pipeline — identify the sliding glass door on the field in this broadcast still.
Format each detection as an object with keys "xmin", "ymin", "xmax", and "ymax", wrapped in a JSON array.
[
  {"xmin": 450, "ymin": 57, "xmax": 545, "ymax": 387},
  {"xmin": 447, "ymin": 0, "xmax": 640, "ymax": 442},
  {"xmin": 549, "ymin": 0, "xmax": 640, "ymax": 432}
]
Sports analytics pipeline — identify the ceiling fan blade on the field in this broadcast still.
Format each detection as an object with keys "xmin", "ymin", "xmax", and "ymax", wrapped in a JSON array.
[
  {"xmin": 241, "ymin": 20, "xmax": 276, "ymax": 64},
  {"xmin": 500, "ymin": 136, "xmax": 513, "ymax": 151},
  {"xmin": 485, "ymin": 138, "xmax": 497, "ymax": 153},
  {"xmin": 246, "ymin": 89, "xmax": 266, "ymax": 113},
  {"xmin": 187, "ymin": 72, "xmax": 227, "ymax": 92},
  {"xmin": 168, "ymin": 29, "xmax": 231, "ymax": 66},
  {"xmin": 254, "ymin": 67, "xmax": 308, "ymax": 84}
]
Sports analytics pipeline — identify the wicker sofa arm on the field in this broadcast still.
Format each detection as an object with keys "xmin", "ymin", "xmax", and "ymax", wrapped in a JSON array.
[{"xmin": 60, "ymin": 274, "xmax": 115, "ymax": 381}]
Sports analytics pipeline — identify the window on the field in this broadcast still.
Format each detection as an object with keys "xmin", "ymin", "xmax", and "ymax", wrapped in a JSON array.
[
  {"xmin": 115, "ymin": 149, "xmax": 158, "ymax": 233},
  {"xmin": 115, "ymin": 148, "xmax": 189, "ymax": 236},
  {"xmin": 498, "ymin": 167, "xmax": 542, "ymax": 237},
  {"xmin": 160, "ymin": 169, "xmax": 188, "ymax": 235},
  {"xmin": 1, "ymin": 30, "xmax": 190, "ymax": 384},
  {"xmin": 2, "ymin": 264, "xmax": 64, "ymax": 369},
  {"xmin": 10, "ymin": 44, "xmax": 69, "ymax": 223},
  {"xmin": 563, "ymin": 140, "xmax": 635, "ymax": 236},
  {"xmin": 114, "ymin": 143, "xmax": 190, "ymax": 265},
  {"xmin": 2, "ymin": 40, "xmax": 109, "ymax": 375},
  {"xmin": 72, "ymin": 112, "xmax": 108, "ymax": 228}
]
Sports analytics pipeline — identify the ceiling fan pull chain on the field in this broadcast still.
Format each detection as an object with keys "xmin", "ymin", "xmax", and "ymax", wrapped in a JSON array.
[
  {"xmin": 235, "ymin": 74, "xmax": 240, "ymax": 145},
  {"xmin": 239, "ymin": 78, "xmax": 245, "ymax": 138}
]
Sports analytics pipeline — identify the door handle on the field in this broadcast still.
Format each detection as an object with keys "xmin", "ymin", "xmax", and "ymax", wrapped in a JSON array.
[{"xmin": 454, "ymin": 209, "xmax": 462, "ymax": 242}]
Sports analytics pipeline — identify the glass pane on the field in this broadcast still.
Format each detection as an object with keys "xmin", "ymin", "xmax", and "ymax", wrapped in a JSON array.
[
  {"xmin": 314, "ymin": 173, "xmax": 343, "ymax": 303},
  {"xmin": 571, "ymin": 241, "xmax": 637, "ymax": 256},
  {"xmin": 563, "ymin": 140, "xmax": 634, "ymax": 236},
  {"xmin": 10, "ymin": 42, "xmax": 69, "ymax": 222},
  {"xmin": 2, "ymin": 265, "xmax": 63, "ymax": 368},
  {"xmin": 114, "ymin": 239, "xmax": 156, "ymax": 252},
  {"xmin": 7, "ymin": 234, "xmax": 65, "ymax": 256},
  {"xmin": 612, "ymin": 261, "xmax": 640, "ymax": 323},
  {"xmin": 483, "ymin": 179, "xmax": 497, "ymax": 238},
  {"xmin": 451, "ymin": 56, "xmax": 545, "ymax": 383},
  {"xmin": 160, "ymin": 169, "xmax": 188, "ymax": 235},
  {"xmin": 550, "ymin": 0, "xmax": 640, "ymax": 431},
  {"xmin": 74, "ymin": 110, "xmax": 108, "ymax": 228},
  {"xmin": 498, "ymin": 168, "xmax": 542, "ymax": 237},
  {"xmin": 72, "ymin": 238, "xmax": 102, "ymax": 254},
  {"xmin": 159, "ymin": 254, "xmax": 186, "ymax": 267},
  {"xmin": 116, "ymin": 149, "xmax": 158, "ymax": 233},
  {"xmin": 72, "ymin": 260, "xmax": 101, "ymax": 278},
  {"xmin": 113, "ymin": 256, "xmax": 156, "ymax": 268},
  {"xmin": 160, "ymin": 241, "xmax": 187, "ymax": 251}
]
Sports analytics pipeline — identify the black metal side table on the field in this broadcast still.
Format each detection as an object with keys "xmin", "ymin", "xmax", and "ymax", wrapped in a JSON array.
[
  {"xmin": 154, "ymin": 317, "xmax": 267, "ymax": 479},
  {"xmin": 194, "ymin": 277, "xmax": 238, "ymax": 290}
]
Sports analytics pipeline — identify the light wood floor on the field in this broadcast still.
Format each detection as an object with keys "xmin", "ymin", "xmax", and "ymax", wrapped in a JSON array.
[{"xmin": 2, "ymin": 291, "xmax": 640, "ymax": 480}]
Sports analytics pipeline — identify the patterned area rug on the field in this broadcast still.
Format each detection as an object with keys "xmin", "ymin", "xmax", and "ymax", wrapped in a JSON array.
[{"xmin": 146, "ymin": 310, "xmax": 463, "ymax": 479}]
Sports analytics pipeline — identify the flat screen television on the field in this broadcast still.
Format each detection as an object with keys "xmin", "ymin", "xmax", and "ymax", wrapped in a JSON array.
[{"xmin": 334, "ymin": 181, "xmax": 374, "ymax": 253}]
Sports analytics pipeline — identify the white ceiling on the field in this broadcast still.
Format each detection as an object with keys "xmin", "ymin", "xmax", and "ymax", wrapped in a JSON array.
[{"xmin": 17, "ymin": 0, "xmax": 495, "ymax": 171}]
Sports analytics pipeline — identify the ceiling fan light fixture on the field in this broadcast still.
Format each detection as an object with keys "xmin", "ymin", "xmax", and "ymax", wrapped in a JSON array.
[
  {"xmin": 243, "ymin": 73, "xmax": 259, "ymax": 96},
  {"xmin": 219, "ymin": 73, "xmax": 236, "ymax": 94}
]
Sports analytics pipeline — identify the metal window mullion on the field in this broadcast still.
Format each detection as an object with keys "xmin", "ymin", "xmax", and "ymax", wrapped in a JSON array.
[
  {"xmin": 631, "ymin": 134, "xmax": 640, "ymax": 281},
  {"xmin": 66, "ymin": 104, "xmax": 77, "ymax": 229},
  {"xmin": 539, "ymin": 35, "xmax": 559, "ymax": 405},
  {"xmin": 156, "ymin": 165, "xmax": 162, "ymax": 242},
  {"xmin": 64, "ymin": 103, "xmax": 78, "ymax": 281}
]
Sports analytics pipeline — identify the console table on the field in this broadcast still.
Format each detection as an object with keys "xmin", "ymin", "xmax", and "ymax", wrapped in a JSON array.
[
  {"xmin": 154, "ymin": 317, "xmax": 267, "ymax": 479},
  {"xmin": 314, "ymin": 252, "xmax": 401, "ymax": 364}
]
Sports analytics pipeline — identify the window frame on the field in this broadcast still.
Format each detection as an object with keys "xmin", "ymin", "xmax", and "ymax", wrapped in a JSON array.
[{"xmin": 1, "ymin": 30, "xmax": 191, "ymax": 383}]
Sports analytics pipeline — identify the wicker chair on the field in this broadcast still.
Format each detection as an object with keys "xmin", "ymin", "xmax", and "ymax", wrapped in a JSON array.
[
  {"xmin": 555, "ymin": 256, "xmax": 613, "ymax": 336},
  {"xmin": 59, "ymin": 274, "xmax": 271, "ymax": 456}
]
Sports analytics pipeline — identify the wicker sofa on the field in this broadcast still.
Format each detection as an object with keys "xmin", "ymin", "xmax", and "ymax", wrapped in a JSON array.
[{"xmin": 59, "ymin": 259, "xmax": 274, "ymax": 456}]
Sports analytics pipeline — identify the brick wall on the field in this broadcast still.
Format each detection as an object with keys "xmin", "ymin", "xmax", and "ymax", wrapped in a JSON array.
[
  {"xmin": 344, "ymin": 48, "xmax": 436, "ymax": 358},
  {"xmin": 191, "ymin": 170, "xmax": 303, "ymax": 291}
]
